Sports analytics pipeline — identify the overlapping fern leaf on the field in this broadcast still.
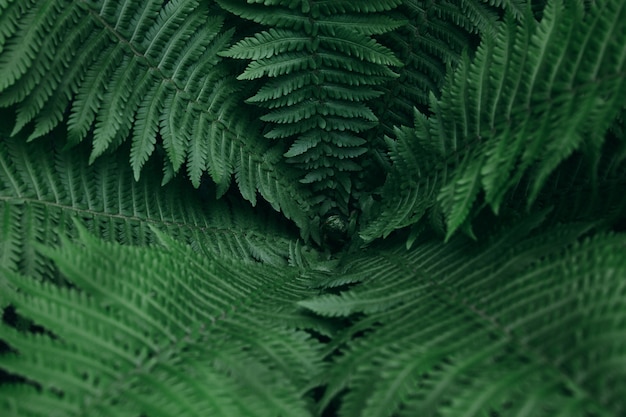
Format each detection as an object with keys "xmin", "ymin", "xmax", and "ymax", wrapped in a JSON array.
[
  {"xmin": 217, "ymin": 0, "xmax": 405, "ymax": 214},
  {"xmin": 361, "ymin": 0, "xmax": 626, "ymax": 242},
  {"xmin": 0, "ymin": 224, "xmax": 324, "ymax": 417},
  {"xmin": 0, "ymin": 0, "xmax": 317, "ymax": 236},
  {"xmin": 370, "ymin": 0, "xmax": 524, "ymax": 137},
  {"xmin": 301, "ymin": 214, "xmax": 626, "ymax": 417},
  {"xmin": 0, "ymin": 0, "xmax": 225, "ymax": 176},
  {"xmin": 0, "ymin": 120, "xmax": 304, "ymax": 308}
]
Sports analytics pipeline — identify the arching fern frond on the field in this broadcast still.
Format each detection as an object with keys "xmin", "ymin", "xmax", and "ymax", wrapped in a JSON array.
[
  {"xmin": 440, "ymin": 0, "xmax": 626, "ymax": 236},
  {"xmin": 218, "ymin": 0, "xmax": 404, "ymax": 214},
  {"xmin": 0, "ymin": 128, "xmax": 303, "ymax": 301},
  {"xmin": 374, "ymin": 0, "xmax": 529, "ymax": 121},
  {"xmin": 301, "ymin": 216, "xmax": 626, "ymax": 416},
  {"xmin": 359, "ymin": 116, "xmax": 443, "ymax": 242},
  {"xmin": 0, "ymin": 225, "xmax": 323, "ymax": 417},
  {"xmin": 1, "ymin": 0, "xmax": 225, "ymax": 167},
  {"xmin": 356, "ymin": 0, "xmax": 524, "ymax": 208},
  {"xmin": 362, "ymin": 0, "xmax": 626, "ymax": 241},
  {"xmin": 0, "ymin": 0, "xmax": 319, "ymax": 236}
]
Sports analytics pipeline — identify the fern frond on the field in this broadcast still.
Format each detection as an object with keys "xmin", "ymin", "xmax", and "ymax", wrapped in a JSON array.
[
  {"xmin": 223, "ymin": 28, "xmax": 313, "ymax": 59},
  {"xmin": 317, "ymin": 29, "xmax": 402, "ymax": 66},
  {"xmin": 218, "ymin": 0, "xmax": 403, "ymax": 214},
  {"xmin": 460, "ymin": 0, "xmax": 502, "ymax": 34},
  {"xmin": 364, "ymin": 0, "xmax": 626, "ymax": 241},
  {"xmin": 302, "ymin": 218, "xmax": 626, "ymax": 416},
  {"xmin": 358, "ymin": 0, "xmax": 505, "ymax": 190},
  {"xmin": 451, "ymin": 0, "xmax": 624, "ymax": 232},
  {"xmin": 2, "ymin": 0, "xmax": 215, "ymax": 149},
  {"xmin": 0, "ymin": 132, "xmax": 305, "ymax": 293},
  {"xmin": 359, "ymin": 116, "xmax": 442, "ymax": 241},
  {"xmin": 0, "ymin": 0, "xmax": 318, "ymax": 233},
  {"xmin": 0, "ymin": 225, "xmax": 323, "ymax": 416}
]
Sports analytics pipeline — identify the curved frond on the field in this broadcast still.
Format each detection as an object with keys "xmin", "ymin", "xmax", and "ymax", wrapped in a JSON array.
[
  {"xmin": 0, "ymin": 0, "xmax": 319, "ymax": 234},
  {"xmin": 364, "ymin": 0, "xmax": 626, "ymax": 241},
  {"xmin": 0, "ymin": 225, "xmax": 323, "ymax": 416},
  {"xmin": 372, "ymin": 0, "xmax": 512, "ymax": 119},
  {"xmin": 302, "ymin": 218, "xmax": 626, "ymax": 416},
  {"xmin": 0, "ymin": 131, "xmax": 303, "ymax": 290},
  {"xmin": 223, "ymin": 28, "xmax": 313, "ymax": 60},
  {"xmin": 218, "ymin": 0, "xmax": 403, "ymax": 213},
  {"xmin": 2, "ymin": 0, "xmax": 222, "ymax": 157},
  {"xmin": 444, "ymin": 0, "xmax": 625, "ymax": 236},
  {"xmin": 359, "ymin": 115, "xmax": 443, "ymax": 242}
]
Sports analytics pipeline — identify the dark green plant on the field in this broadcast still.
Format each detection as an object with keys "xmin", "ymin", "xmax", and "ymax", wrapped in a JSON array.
[{"xmin": 1, "ymin": 0, "xmax": 625, "ymax": 416}]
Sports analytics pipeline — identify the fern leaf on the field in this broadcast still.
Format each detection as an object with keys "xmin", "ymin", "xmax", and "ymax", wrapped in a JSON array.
[
  {"xmin": 160, "ymin": 91, "xmax": 188, "ymax": 173},
  {"xmin": 131, "ymin": 82, "xmax": 171, "ymax": 180},
  {"xmin": 0, "ymin": 224, "xmax": 323, "ymax": 416},
  {"xmin": 359, "ymin": 117, "xmax": 442, "ymax": 242},
  {"xmin": 318, "ymin": 29, "xmax": 402, "ymax": 66},
  {"xmin": 0, "ymin": 0, "xmax": 321, "ymax": 236},
  {"xmin": 221, "ymin": 28, "xmax": 313, "ymax": 59},
  {"xmin": 238, "ymin": 52, "xmax": 316, "ymax": 80},
  {"xmin": 219, "ymin": 0, "xmax": 403, "ymax": 214},
  {"xmin": 0, "ymin": 133, "xmax": 303, "ymax": 287},
  {"xmin": 0, "ymin": 0, "xmax": 65, "ymax": 91},
  {"xmin": 358, "ymin": 1, "xmax": 515, "ymax": 220},
  {"xmin": 283, "ymin": 133, "xmax": 323, "ymax": 158},
  {"xmin": 8, "ymin": 5, "xmax": 91, "ymax": 137},
  {"xmin": 302, "ymin": 218, "xmax": 626, "ymax": 416},
  {"xmin": 67, "ymin": 44, "xmax": 124, "ymax": 147},
  {"xmin": 460, "ymin": 0, "xmax": 501, "ymax": 34},
  {"xmin": 438, "ymin": 152, "xmax": 486, "ymax": 241},
  {"xmin": 366, "ymin": 0, "xmax": 626, "ymax": 241}
]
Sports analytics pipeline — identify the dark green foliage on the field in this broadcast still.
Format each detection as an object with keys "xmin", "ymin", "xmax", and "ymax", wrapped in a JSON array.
[
  {"xmin": 1, "ymin": 0, "xmax": 625, "ymax": 416},
  {"xmin": 301, "ymin": 215, "xmax": 626, "ymax": 416},
  {"xmin": 0, "ymin": 0, "xmax": 317, "ymax": 238},
  {"xmin": 218, "ymin": 0, "xmax": 405, "ymax": 214},
  {"xmin": 361, "ymin": 0, "xmax": 626, "ymax": 241},
  {"xmin": 1, "ymin": 225, "xmax": 324, "ymax": 416},
  {"xmin": 0, "ymin": 131, "xmax": 302, "ymax": 294}
]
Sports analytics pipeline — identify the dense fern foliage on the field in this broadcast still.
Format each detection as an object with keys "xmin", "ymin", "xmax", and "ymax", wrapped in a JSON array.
[
  {"xmin": 0, "ymin": 0, "xmax": 317, "ymax": 238},
  {"xmin": 2, "ymin": 224, "xmax": 325, "ymax": 416},
  {"xmin": 218, "ymin": 0, "xmax": 406, "ymax": 214},
  {"xmin": 302, "ymin": 216, "xmax": 626, "ymax": 416},
  {"xmin": 360, "ymin": 0, "xmax": 626, "ymax": 241},
  {"xmin": 1, "ymin": 0, "xmax": 625, "ymax": 416}
]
